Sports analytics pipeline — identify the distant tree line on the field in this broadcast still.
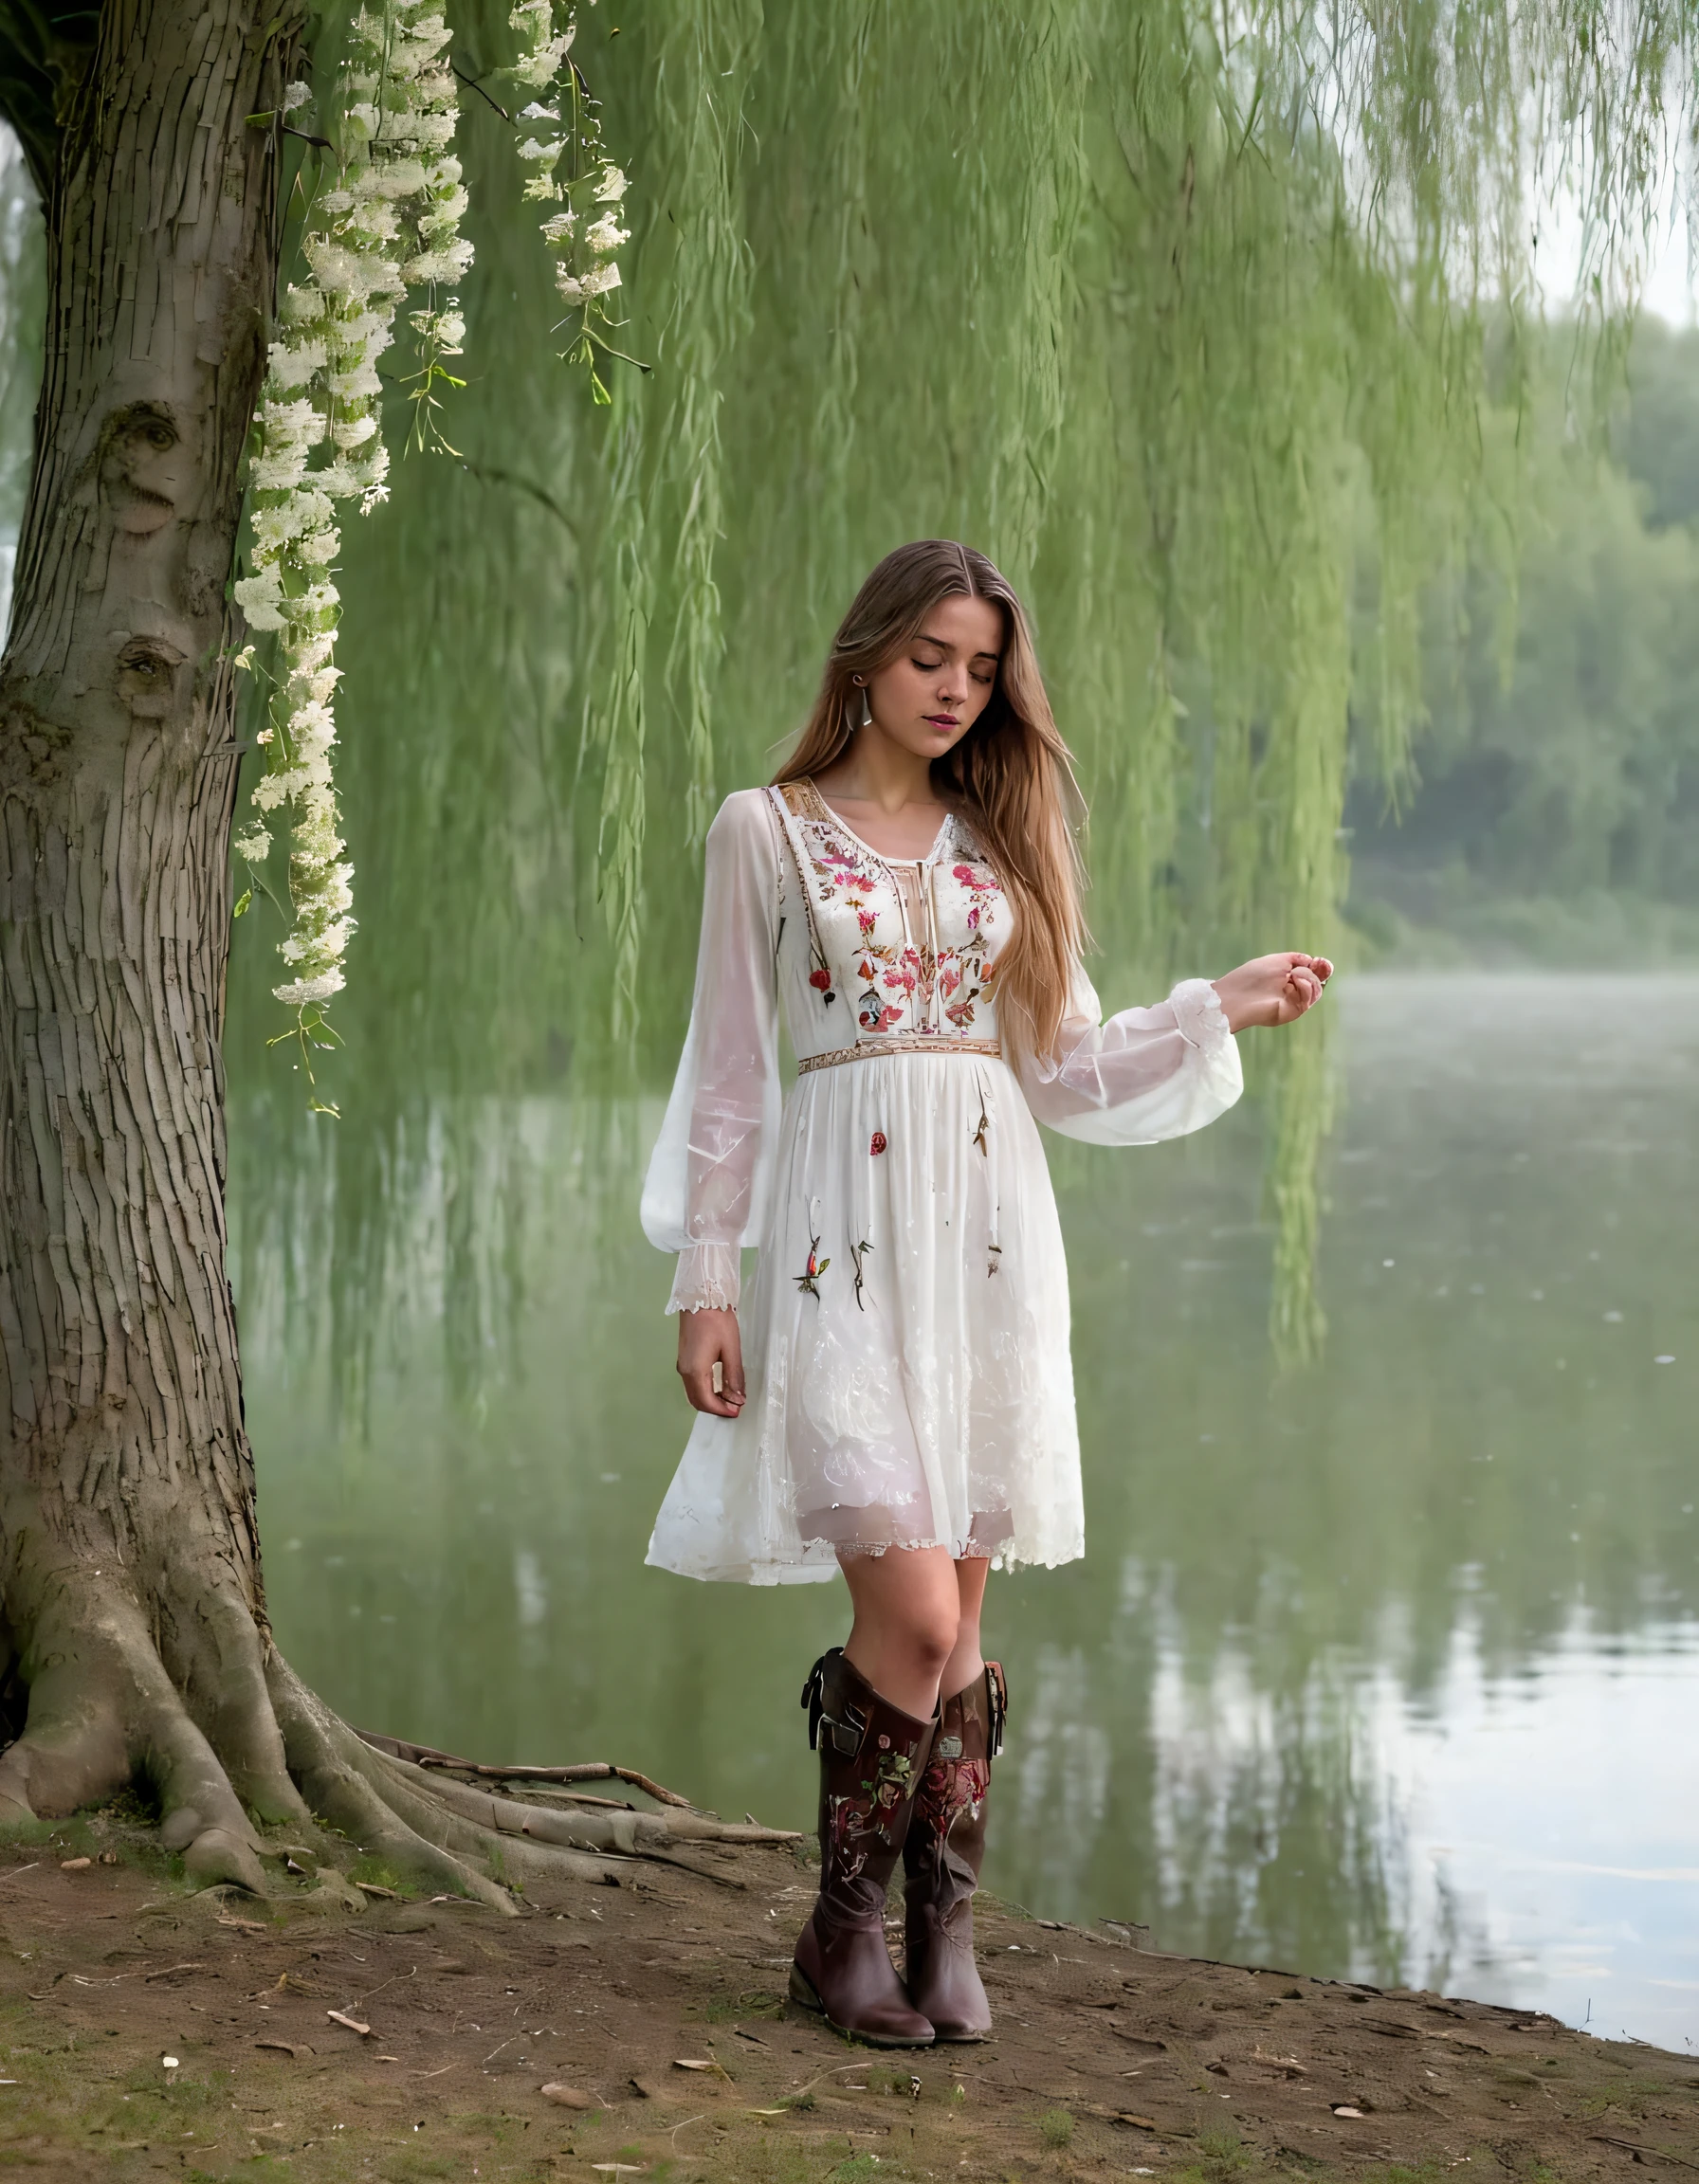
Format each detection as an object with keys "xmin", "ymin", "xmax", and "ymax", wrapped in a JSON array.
[{"xmin": 1347, "ymin": 319, "xmax": 1699, "ymax": 960}]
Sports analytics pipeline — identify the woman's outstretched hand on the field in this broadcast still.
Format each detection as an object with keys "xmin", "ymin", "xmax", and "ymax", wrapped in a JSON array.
[
  {"xmin": 677, "ymin": 1305, "xmax": 747, "ymax": 1417},
  {"xmin": 1212, "ymin": 952, "xmax": 1333, "ymax": 1033}
]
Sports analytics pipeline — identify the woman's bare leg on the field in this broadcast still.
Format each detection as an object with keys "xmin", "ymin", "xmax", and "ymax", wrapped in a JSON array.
[
  {"xmin": 839, "ymin": 1545, "xmax": 960, "ymax": 1720},
  {"xmin": 939, "ymin": 1556, "xmax": 989, "ymax": 1699},
  {"xmin": 838, "ymin": 1548, "xmax": 992, "ymax": 1720}
]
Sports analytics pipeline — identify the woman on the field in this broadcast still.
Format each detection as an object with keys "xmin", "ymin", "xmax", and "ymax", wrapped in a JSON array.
[{"xmin": 641, "ymin": 539, "xmax": 1329, "ymax": 2048}]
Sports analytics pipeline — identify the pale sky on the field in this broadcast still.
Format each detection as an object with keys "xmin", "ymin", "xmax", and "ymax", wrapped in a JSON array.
[{"xmin": 1533, "ymin": 173, "xmax": 1697, "ymax": 324}]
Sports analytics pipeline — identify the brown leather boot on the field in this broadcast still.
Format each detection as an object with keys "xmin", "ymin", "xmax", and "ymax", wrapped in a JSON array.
[
  {"xmin": 901, "ymin": 1662, "xmax": 1007, "ymax": 2041},
  {"xmin": 789, "ymin": 1647, "xmax": 938, "ymax": 2048}
]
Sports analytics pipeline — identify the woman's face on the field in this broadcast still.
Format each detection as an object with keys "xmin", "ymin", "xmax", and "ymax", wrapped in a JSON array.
[{"xmin": 863, "ymin": 593, "xmax": 1004, "ymax": 766}]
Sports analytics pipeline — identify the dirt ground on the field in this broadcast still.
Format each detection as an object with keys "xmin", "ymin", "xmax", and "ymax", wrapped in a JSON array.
[{"xmin": 1, "ymin": 1805, "xmax": 1696, "ymax": 2183}]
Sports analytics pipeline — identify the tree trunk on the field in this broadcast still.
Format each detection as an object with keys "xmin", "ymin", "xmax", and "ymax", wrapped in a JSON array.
[
  {"xmin": 0, "ymin": 0, "xmax": 773, "ymax": 1903},
  {"xmin": 0, "ymin": 0, "xmax": 310, "ymax": 1891}
]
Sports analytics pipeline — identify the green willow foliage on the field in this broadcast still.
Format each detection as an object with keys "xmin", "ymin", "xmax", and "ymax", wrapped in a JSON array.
[
  {"xmin": 222, "ymin": 0, "xmax": 1699, "ymax": 1375},
  {"xmin": 4, "ymin": 4, "xmax": 1692, "ymax": 1374}
]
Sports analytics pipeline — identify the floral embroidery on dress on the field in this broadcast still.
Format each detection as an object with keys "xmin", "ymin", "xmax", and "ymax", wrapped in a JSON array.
[
  {"xmin": 795, "ymin": 1233, "xmax": 830, "ymax": 1298},
  {"xmin": 780, "ymin": 781, "xmax": 1006, "ymax": 1044}
]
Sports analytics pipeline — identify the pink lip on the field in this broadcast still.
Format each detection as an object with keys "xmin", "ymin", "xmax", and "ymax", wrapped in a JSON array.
[{"xmin": 924, "ymin": 715, "xmax": 959, "ymax": 728}]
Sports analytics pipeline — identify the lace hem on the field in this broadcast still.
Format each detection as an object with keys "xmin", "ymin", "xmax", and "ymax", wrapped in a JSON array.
[
  {"xmin": 645, "ymin": 1515, "xmax": 1083, "ymax": 1583},
  {"xmin": 666, "ymin": 1242, "xmax": 741, "ymax": 1315},
  {"xmin": 1171, "ymin": 975, "xmax": 1232, "ymax": 1052}
]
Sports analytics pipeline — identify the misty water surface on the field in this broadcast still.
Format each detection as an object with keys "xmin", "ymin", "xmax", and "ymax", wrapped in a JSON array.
[{"xmin": 238, "ymin": 974, "xmax": 1699, "ymax": 2049}]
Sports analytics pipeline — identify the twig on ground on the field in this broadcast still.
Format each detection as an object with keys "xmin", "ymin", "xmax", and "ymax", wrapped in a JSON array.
[{"xmin": 1592, "ymin": 2136, "xmax": 1699, "ymax": 2172}]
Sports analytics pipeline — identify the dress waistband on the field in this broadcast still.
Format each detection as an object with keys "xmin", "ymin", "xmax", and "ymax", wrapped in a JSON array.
[{"xmin": 797, "ymin": 1034, "xmax": 1002, "ymax": 1075}]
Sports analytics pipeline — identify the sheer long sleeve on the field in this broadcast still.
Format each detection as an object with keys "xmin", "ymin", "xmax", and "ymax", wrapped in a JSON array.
[
  {"xmin": 1016, "ymin": 972, "xmax": 1243, "ymax": 1145},
  {"xmin": 640, "ymin": 792, "xmax": 783, "ymax": 1311}
]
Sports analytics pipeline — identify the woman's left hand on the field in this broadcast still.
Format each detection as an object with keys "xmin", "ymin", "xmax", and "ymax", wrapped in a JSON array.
[{"xmin": 1212, "ymin": 953, "xmax": 1333, "ymax": 1033}]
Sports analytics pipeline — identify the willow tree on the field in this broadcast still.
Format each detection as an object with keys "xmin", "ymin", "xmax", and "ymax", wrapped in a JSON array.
[
  {"xmin": 0, "ymin": 0, "xmax": 759, "ymax": 1896},
  {"xmin": 0, "ymin": 0, "xmax": 1690, "ymax": 1889}
]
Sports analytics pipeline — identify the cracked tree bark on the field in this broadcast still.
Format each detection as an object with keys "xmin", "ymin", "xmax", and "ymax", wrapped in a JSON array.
[{"xmin": 0, "ymin": 0, "xmax": 776, "ymax": 1905}]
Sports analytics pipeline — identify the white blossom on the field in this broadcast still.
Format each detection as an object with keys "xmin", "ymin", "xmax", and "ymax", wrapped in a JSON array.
[
  {"xmin": 584, "ymin": 213, "xmax": 628, "ymax": 255},
  {"xmin": 280, "ymin": 916, "xmax": 353, "ymax": 963},
  {"xmin": 328, "ymin": 359, "xmax": 383, "ymax": 401},
  {"xmin": 250, "ymin": 452, "xmax": 310, "ymax": 492},
  {"xmin": 274, "ymin": 970, "xmax": 345, "ymax": 1008},
  {"xmin": 268, "ymin": 337, "xmax": 327, "ymax": 386},
  {"xmin": 515, "ymin": 29, "xmax": 574, "ymax": 85},
  {"xmin": 250, "ymin": 772, "xmax": 296, "ymax": 810},
  {"xmin": 289, "ymin": 701, "xmax": 337, "ymax": 743},
  {"xmin": 263, "ymin": 395, "xmax": 321, "ymax": 441}
]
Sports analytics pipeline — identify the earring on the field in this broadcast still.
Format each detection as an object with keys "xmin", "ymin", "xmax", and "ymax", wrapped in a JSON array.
[{"xmin": 852, "ymin": 679, "xmax": 872, "ymax": 730}]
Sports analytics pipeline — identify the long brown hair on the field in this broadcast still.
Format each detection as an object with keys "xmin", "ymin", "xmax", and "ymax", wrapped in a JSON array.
[{"xmin": 774, "ymin": 539, "xmax": 1086, "ymax": 1060}]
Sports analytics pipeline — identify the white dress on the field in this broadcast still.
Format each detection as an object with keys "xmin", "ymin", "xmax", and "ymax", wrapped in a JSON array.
[{"xmin": 641, "ymin": 780, "xmax": 1243, "ymax": 1585}]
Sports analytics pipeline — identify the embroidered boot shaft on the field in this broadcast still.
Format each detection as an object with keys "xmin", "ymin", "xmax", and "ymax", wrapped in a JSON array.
[
  {"xmin": 901, "ymin": 1662, "xmax": 1007, "ymax": 2041},
  {"xmin": 790, "ymin": 1647, "xmax": 938, "ymax": 2048}
]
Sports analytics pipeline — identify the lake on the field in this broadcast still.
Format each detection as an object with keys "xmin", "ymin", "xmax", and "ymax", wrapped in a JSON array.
[{"xmin": 240, "ymin": 973, "xmax": 1699, "ymax": 2050}]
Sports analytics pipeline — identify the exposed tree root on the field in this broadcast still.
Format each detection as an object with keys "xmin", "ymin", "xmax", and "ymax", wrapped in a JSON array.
[
  {"xmin": 358, "ymin": 1735, "xmax": 695, "ymax": 1810},
  {"xmin": 0, "ymin": 1592, "xmax": 797, "ymax": 1916},
  {"xmin": 265, "ymin": 1655, "xmax": 521, "ymax": 1911},
  {"xmin": 0, "ymin": 1584, "xmax": 292, "ymax": 1896},
  {"xmin": 348, "ymin": 1731, "xmax": 794, "ymax": 1889},
  {"xmin": 356, "ymin": 1734, "xmax": 799, "ymax": 1850}
]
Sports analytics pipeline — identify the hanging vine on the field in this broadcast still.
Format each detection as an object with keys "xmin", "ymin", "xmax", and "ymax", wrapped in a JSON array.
[{"xmin": 509, "ymin": 0, "xmax": 631, "ymax": 398}]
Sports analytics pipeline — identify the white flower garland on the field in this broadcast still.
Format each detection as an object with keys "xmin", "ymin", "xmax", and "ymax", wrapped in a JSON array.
[
  {"xmin": 507, "ymin": 0, "xmax": 630, "ymax": 398},
  {"xmin": 234, "ymin": 1, "xmax": 473, "ymax": 1029},
  {"xmin": 233, "ymin": 0, "xmax": 633, "ymax": 1066}
]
